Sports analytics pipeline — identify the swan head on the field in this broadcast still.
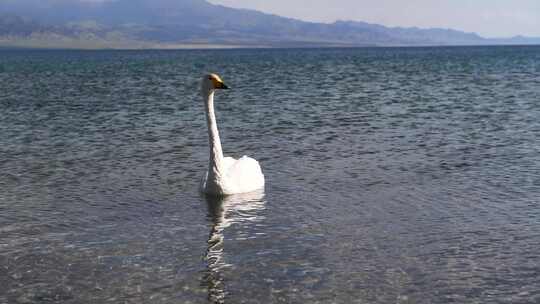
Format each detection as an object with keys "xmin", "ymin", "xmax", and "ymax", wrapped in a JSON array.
[{"xmin": 202, "ymin": 73, "xmax": 229, "ymax": 93}]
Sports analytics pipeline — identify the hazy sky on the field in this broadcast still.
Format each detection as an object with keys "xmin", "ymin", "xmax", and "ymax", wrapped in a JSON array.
[{"xmin": 208, "ymin": 0, "xmax": 540, "ymax": 38}]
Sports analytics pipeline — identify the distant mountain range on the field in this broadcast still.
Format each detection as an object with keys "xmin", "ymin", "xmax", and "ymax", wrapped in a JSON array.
[{"xmin": 1, "ymin": 0, "xmax": 539, "ymax": 49}]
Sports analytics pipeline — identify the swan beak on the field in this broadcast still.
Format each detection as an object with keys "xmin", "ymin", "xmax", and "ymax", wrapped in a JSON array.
[{"xmin": 216, "ymin": 82, "xmax": 229, "ymax": 90}]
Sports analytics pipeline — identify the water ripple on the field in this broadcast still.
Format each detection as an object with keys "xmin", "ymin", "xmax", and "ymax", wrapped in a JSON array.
[{"xmin": 1, "ymin": 46, "xmax": 540, "ymax": 303}]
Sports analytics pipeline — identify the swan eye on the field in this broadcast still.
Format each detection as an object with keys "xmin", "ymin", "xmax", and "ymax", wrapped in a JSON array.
[{"xmin": 208, "ymin": 76, "xmax": 213, "ymax": 80}]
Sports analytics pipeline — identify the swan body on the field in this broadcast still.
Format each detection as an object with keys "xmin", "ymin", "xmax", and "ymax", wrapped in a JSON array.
[{"xmin": 200, "ymin": 73, "xmax": 265, "ymax": 196}]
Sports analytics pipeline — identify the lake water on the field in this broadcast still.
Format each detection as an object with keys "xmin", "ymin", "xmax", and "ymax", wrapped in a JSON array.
[{"xmin": 1, "ymin": 46, "xmax": 539, "ymax": 303}]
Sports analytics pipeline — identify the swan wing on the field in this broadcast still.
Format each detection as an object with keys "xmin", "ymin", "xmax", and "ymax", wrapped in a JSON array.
[{"xmin": 224, "ymin": 156, "xmax": 265, "ymax": 194}]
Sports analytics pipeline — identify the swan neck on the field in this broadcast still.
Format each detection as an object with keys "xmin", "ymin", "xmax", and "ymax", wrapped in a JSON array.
[{"xmin": 205, "ymin": 91, "xmax": 224, "ymax": 174}]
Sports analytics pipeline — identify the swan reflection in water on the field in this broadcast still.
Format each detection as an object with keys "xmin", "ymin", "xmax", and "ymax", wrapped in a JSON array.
[{"xmin": 203, "ymin": 190, "xmax": 266, "ymax": 304}]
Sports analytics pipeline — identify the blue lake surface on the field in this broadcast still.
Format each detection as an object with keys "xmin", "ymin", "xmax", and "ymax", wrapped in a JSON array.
[{"xmin": 1, "ymin": 46, "xmax": 540, "ymax": 303}]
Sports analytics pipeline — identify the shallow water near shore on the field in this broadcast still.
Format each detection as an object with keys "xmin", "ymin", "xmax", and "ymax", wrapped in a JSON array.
[{"xmin": 1, "ymin": 46, "xmax": 540, "ymax": 303}]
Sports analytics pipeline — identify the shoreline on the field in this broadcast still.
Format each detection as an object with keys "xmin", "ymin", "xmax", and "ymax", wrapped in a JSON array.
[{"xmin": 0, "ymin": 39, "xmax": 539, "ymax": 51}]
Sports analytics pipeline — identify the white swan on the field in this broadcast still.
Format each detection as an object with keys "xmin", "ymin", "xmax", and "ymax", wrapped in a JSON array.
[{"xmin": 200, "ymin": 73, "xmax": 265, "ymax": 196}]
